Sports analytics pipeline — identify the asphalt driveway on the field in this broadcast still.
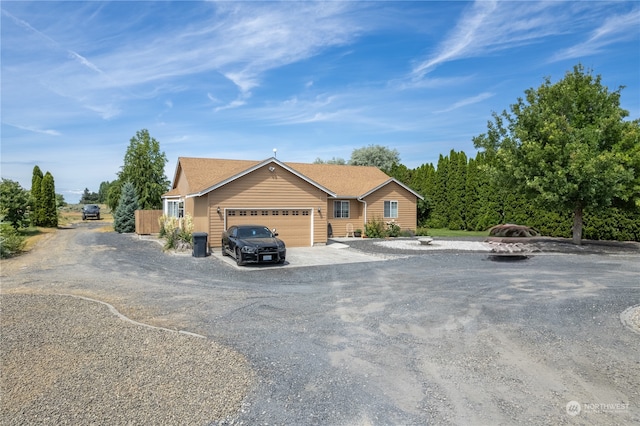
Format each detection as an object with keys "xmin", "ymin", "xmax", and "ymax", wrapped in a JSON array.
[{"xmin": 2, "ymin": 222, "xmax": 639, "ymax": 425}]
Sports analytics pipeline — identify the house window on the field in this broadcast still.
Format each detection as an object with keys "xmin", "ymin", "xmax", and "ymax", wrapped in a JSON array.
[
  {"xmin": 384, "ymin": 201, "xmax": 398, "ymax": 218},
  {"xmin": 262, "ymin": 211, "xmax": 269, "ymax": 216},
  {"xmin": 282, "ymin": 210, "xmax": 289, "ymax": 216},
  {"xmin": 334, "ymin": 200, "xmax": 350, "ymax": 218},
  {"xmin": 167, "ymin": 200, "xmax": 184, "ymax": 218},
  {"xmin": 292, "ymin": 211, "xmax": 299, "ymax": 216},
  {"xmin": 250, "ymin": 210, "xmax": 258, "ymax": 216},
  {"xmin": 302, "ymin": 210, "xmax": 310, "ymax": 216},
  {"xmin": 272, "ymin": 210, "xmax": 279, "ymax": 216},
  {"xmin": 239, "ymin": 211, "xmax": 247, "ymax": 216},
  {"xmin": 228, "ymin": 210, "xmax": 236, "ymax": 216}
]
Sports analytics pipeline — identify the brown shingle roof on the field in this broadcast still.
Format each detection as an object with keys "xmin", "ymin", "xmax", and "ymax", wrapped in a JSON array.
[
  {"xmin": 173, "ymin": 157, "xmax": 261, "ymax": 194},
  {"xmin": 165, "ymin": 157, "xmax": 411, "ymax": 198},
  {"xmin": 286, "ymin": 162, "xmax": 391, "ymax": 197}
]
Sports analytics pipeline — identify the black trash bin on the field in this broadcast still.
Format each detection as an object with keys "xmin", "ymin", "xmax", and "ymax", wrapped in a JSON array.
[{"xmin": 192, "ymin": 232, "xmax": 208, "ymax": 257}]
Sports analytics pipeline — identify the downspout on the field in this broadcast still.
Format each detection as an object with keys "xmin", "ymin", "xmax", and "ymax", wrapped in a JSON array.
[{"xmin": 358, "ymin": 198, "xmax": 367, "ymax": 230}]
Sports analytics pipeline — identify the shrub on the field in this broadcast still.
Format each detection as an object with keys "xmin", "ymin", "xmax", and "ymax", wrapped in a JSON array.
[
  {"xmin": 0, "ymin": 223, "xmax": 25, "ymax": 258},
  {"xmin": 159, "ymin": 214, "xmax": 194, "ymax": 251},
  {"xmin": 364, "ymin": 216, "xmax": 386, "ymax": 238},
  {"xmin": 415, "ymin": 226, "xmax": 430, "ymax": 236},
  {"xmin": 386, "ymin": 221, "xmax": 401, "ymax": 237},
  {"xmin": 364, "ymin": 217, "xmax": 403, "ymax": 238}
]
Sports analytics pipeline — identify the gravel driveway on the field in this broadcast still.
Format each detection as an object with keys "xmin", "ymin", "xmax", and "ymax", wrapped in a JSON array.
[{"xmin": 2, "ymin": 222, "xmax": 639, "ymax": 425}]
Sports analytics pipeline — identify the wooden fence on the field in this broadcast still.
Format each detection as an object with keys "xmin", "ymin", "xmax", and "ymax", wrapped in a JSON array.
[{"xmin": 135, "ymin": 210, "xmax": 163, "ymax": 235}]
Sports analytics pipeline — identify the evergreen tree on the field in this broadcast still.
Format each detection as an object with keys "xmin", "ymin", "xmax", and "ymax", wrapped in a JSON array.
[
  {"xmin": 30, "ymin": 166, "xmax": 43, "ymax": 226},
  {"xmin": 411, "ymin": 163, "xmax": 436, "ymax": 226},
  {"xmin": 113, "ymin": 129, "xmax": 169, "ymax": 211},
  {"xmin": 427, "ymin": 154, "xmax": 449, "ymax": 228},
  {"xmin": 40, "ymin": 172, "xmax": 58, "ymax": 228},
  {"xmin": 447, "ymin": 150, "xmax": 467, "ymax": 230},
  {"xmin": 474, "ymin": 153, "xmax": 503, "ymax": 231},
  {"xmin": 114, "ymin": 181, "xmax": 139, "ymax": 233},
  {"xmin": 464, "ymin": 156, "xmax": 480, "ymax": 231}
]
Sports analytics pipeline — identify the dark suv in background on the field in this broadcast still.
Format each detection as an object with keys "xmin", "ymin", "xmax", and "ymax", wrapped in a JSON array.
[{"xmin": 82, "ymin": 204, "xmax": 101, "ymax": 220}]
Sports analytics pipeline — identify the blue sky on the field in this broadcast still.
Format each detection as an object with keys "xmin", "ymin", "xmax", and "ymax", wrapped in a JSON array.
[{"xmin": 2, "ymin": 1, "xmax": 639, "ymax": 203}]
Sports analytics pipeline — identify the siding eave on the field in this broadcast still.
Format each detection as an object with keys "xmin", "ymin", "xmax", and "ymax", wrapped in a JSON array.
[{"xmin": 359, "ymin": 178, "xmax": 424, "ymax": 200}]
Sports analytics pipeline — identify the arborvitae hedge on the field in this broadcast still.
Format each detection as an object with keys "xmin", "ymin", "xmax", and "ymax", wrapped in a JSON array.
[{"xmin": 390, "ymin": 150, "xmax": 639, "ymax": 241}]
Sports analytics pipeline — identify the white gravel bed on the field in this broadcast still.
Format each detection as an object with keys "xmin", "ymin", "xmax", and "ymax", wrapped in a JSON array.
[
  {"xmin": 374, "ymin": 239, "xmax": 492, "ymax": 251},
  {"xmin": 0, "ymin": 293, "xmax": 254, "ymax": 425}
]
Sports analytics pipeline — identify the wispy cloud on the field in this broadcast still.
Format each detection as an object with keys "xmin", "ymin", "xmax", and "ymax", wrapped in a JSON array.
[
  {"xmin": 2, "ymin": 8, "xmax": 105, "ymax": 75},
  {"xmin": 4, "ymin": 122, "xmax": 61, "ymax": 136},
  {"xmin": 549, "ymin": 8, "xmax": 640, "ymax": 62},
  {"xmin": 410, "ymin": 0, "xmax": 568, "ymax": 80},
  {"xmin": 435, "ymin": 92, "xmax": 495, "ymax": 113},
  {"xmin": 2, "ymin": 2, "xmax": 365, "ymax": 118},
  {"xmin": 95, "ymin": 2, "xmax": 362, "ymax": 102}
]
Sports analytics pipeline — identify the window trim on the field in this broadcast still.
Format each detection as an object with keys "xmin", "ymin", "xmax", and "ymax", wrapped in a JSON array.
[
  {"xmin": 333, "ymin": 200, "xmax": 350, "ymax": 219},
  {"xmin": 166, "ymin": 199, "xmax": 184, "ymax": 218},
  {"xmin": 384, "ymin": 200, "xmax": 398, "ymax": 218}
]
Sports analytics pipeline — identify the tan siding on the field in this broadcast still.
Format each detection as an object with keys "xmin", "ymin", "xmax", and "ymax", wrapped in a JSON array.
[
  {"xmin": 192, "ymin": 196, "xmax": 209, "ymax": 233},
  {"xmin": 175, "ymin": 167, "xmax": 190, "ymax": 194},
  {"xmin": 207, "ymin": 164, "xmax": 327, "ymax": 247},
  {"xmin": 327, "ymin": 199, "xmax": 365, "ymax": 238},
  {"xmin": 362, "ymin": 182, "xmax": 418, "ymax": 232}
]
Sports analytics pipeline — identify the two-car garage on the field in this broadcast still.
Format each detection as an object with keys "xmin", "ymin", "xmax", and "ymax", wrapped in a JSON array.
[{"xmin": 225, "ymin": 208, "xmax": 313, "ymax": 247}]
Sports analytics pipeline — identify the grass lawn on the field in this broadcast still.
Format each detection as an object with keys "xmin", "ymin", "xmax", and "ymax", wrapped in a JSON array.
[{"xmin": 427, "ymin": 228, "xmax": 489, "ymax": 238}]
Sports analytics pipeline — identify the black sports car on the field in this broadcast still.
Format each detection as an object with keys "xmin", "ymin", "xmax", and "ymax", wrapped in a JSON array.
[{"xmin": 221, "ymin": 225, "xmax": 286, "ymax": 266}]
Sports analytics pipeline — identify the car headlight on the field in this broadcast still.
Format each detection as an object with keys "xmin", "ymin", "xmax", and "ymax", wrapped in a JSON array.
[{"xmin": 241, "ymin": 246, "xmax": 256, "ymax": 253}]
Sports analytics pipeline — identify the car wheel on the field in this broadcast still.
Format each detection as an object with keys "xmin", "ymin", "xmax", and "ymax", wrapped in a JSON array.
[
  {"xmin": 278, "ymin": 257, "xmax": 285, "ymax": 264},
  {"xmin": 235, "ymin": 248, "xmax": 244, "ymax": 266},
  {"xmin": 97, "ymin": 214, "xmax": 100, "ymax": 220},
  {"xmin": 82, "ymin": 215, "xmax": 86, "ymax": 220},
  {"xmin": 221, "ymin": 242, "xmax": 228, "ymax": 257}
]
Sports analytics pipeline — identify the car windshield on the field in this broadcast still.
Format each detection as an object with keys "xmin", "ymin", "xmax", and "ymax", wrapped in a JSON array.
[{"xmin": 237, "ymin": 227, "xmax": 272, "ymax": 238}]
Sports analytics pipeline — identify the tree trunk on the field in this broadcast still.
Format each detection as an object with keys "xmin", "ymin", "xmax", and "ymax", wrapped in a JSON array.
[{"xmin": 572, "ymin": 205, "xmax": 583, "ymax": 245}]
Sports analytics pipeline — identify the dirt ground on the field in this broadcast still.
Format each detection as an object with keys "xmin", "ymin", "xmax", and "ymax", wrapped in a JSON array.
[{"xmin": 2, "ymin": 222, "xmax": 639, "ymax": 425}]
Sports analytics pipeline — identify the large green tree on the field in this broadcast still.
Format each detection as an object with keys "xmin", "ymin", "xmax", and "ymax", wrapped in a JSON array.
[
  {"xmin": 349, "ymin": 144, "xmax": 400, "ymax": 172},
  {"xmin": 110, "ymin": 129, "xmax": 169, "ymax": 211},
  {"xmin": 473, "ymin": 65, "xmax": 638, "ymax": 244},
  {"xmin": 0, "ymin": 179, "xmax": 30, "ymax": 229},
  {"xmin": 98, "ymin": 181, "xmax": 112, "ymax": 203}
]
